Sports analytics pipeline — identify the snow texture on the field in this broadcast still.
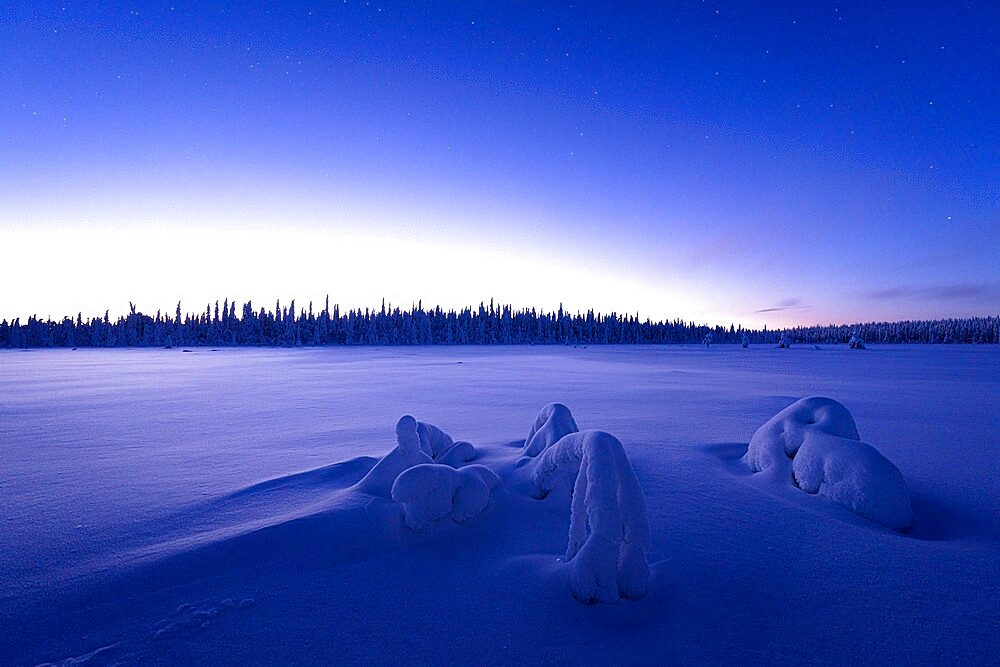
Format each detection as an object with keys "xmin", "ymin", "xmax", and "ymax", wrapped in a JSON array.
[
  {"xmin": 523, "ymin": 402, "xmax": 579, "ymax": 456},
  {"xmin": 391, "ymin": 463, "xmax": 499, "ymax": 529},
  {"xmin": 744, "ymin": 396, "xmax": 912, "ymax": 531},
  {"xmin": 434, "ymin": 440, "xmax": 477, "ymax": 467},
  {"xmin": 4, "ymin": 346, "xmax": 998, "ymax": 665},
  {"xmin": 532, "ymin": 428, "xmax": 651, "ymax": 603},
  {"xmin": 354, "ymin": 415, "xmax": 433, "ymax": 495},
  {"xmin": 416, "ymin": 420, "xmax": 454, "ymax": 459}
]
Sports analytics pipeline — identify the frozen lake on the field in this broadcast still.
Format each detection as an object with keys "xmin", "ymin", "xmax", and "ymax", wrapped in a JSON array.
[{"xmin": 2, "ymin": 345, "xmax": 998, "ymax": 664}]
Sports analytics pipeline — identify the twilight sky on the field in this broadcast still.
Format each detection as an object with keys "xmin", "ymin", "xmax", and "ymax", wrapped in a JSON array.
[{"xmin": 2, "ymin": 1, "xmax": 998, "ymax": 327}]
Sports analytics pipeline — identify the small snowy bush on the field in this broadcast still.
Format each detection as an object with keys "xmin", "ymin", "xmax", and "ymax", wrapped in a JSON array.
[
  {"xmin": 849, "ymin": 333, "xmax": 866, "ymax": 349},
  {"xmin": 744, "ymin": 397, "xmax": 860, "ymax": 472},
  {"xmin": 777, "ymin": 333, "xmax": 791, "ymax": 348},
  {"xmin": 744, "ymin": 397, "xmax": 912, "ymax": 531},
  {"xmin": 532, "ymin": 430, "xmax": 650, "ymax": 604},
  {"xmin": 391, "ymin": 464, "xmax": 500, "ymax": 530},
  {"xmin": 524, "ymin": 403, "xmax": 579, "ymax": 456},
  {"xmin": 416, "ymin": 421, "xmax": 454, "ymax": 459},
  {"xmin": 355, "ymin": 415, "xmax": 433, "ymax": 496},
  {"xmin": 434, "ymin": 440, "xmax": 477, "ymax": 467}
]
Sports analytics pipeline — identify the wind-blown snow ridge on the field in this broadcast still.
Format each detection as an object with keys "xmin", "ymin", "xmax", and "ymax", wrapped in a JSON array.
[
  {"xmin": 528, "ymin": 405, "xmax": 651, "ymax": 604},
  {"xmin": 744, "ymin": 396, "xmax": 913, "ymax": 531}
]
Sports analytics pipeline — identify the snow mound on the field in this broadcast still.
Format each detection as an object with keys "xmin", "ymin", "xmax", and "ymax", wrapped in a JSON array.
[
  {"xmin": 793, "ymin": 433, "xmax": 913, "ymax": 531},
  {"xmin": 745, "ymin": 397, "xmax": 912, "ymax": 531},
  {"xmin": 435, "ymin": 440, "xmax": 477, "ymax": 466},
  {"xmin": 532, "ymin": 430, "xmax": 650, "ymax": 603},
  {"xmin": 524, "ymin": 402, "xmax": 579, "ymax": 456},
  {"xmin": 744, "ymin": 396, "xmax": 860, "ymax": 473},
  {"xmin": 417, "ymin": 420, "xmax": 454, "ymax": 458},
  {"xmin": 354, "ymin": 415, "xmax": 433, "ymax": 496},
  {"xmin": 391, "ymin": 464, "xmax": 500, "ymax": 530}
]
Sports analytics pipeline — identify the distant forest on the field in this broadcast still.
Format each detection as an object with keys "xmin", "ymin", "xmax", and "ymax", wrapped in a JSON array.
[{"xmin": 1, "ymin": 299, "xmax": 998, "ymax": 348}]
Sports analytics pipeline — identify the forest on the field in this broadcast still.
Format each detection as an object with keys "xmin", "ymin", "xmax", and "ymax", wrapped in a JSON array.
[{"xmin": 2, "ymin": 298, "xmax": 998, "ymax": 348}]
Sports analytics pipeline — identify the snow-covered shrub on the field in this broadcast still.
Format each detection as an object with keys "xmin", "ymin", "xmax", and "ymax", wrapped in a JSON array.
[
  {"xmin": 741, "ymin": 333, "xmax": 750, "ymax": 348},
  {"xmin": 744, "ymin": 397, "xmax": 860, "ymax": 472},
  {"xmin": 777, "ymin": 332, "xmax": 791, "ymax": 348},
  {"xmin": 355, "ymin": 415, "xmax": 433, "ymax": 496},
  {"xmin": 744, "ymin": 397, "xmax": 912, "ymax": 531},
  {"xmin": 416, "ymin": 421, "xmax": 454, "ymax": 459},
  {"xmin": 792, "ymin": 432, "xmax": 913, "ymax": 531},
  {"xmin": 532, "ymin": 430, "xmax": 650, "ymax": 603},
  {"xmin": 391, "ymin": 463, "xmax": 500, "ymax": 530},
  {"xmin": 849, "ymin": 333, "xmax": 866, "ymax": 349},
  {"xmin": 524, "ymin": 403, "xmax": 579, "ymax": 456},
  {"xmin": 702, "ymin": 333, "xmax": 713, "ymax": 348},
  {"xmin": 434, "ymin": 440, "xmax": 477, "ymax": 467}
]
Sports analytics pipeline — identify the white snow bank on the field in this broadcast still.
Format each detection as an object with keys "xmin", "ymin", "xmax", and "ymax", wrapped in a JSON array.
[
  {"xmin": 532, "ymin": 430, "xmax": 650, "ymax": 603},
  {"xmin": 354, "ymin": 415, "xmax": 433, "ymax": 496},
  {"xmin": 745, "ymin": 397, "xmax": 912, "ymax": 531},
  {"xmin": 391, "ymin": 463, "xmax": 499, "ymax": 530},
  {"xmin": 524, "ymin": 402, "xmax": 579, "ymax": 456}
]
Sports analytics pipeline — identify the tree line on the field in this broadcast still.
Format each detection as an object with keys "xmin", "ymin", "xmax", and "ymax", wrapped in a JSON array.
[{"xmin": 1, "ymin": 298, "xmax": 997, "ymax": 348}]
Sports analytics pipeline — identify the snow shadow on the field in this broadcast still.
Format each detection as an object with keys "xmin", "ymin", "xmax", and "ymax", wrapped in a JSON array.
[{"xmin": 704, "ymin": 442, "xmax": 977, "ymax": 541}]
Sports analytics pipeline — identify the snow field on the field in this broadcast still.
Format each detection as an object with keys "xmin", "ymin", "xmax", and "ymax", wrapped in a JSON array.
[{"xmin": 2, "ymin": 345, "xmax": 997, "ymax": 665}]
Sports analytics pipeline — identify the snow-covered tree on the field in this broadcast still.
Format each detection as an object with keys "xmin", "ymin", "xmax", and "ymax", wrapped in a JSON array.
[
  {"xmin": 523, "ymin": 402, "xmax": 579, "ymax": 456},
  {"xmin": 531, "ymin": 428, "xmax": 651, "ymax": 604},
  {"xmin": 743, "ymin": 397, "xmax": 912, "ymax": 531}
]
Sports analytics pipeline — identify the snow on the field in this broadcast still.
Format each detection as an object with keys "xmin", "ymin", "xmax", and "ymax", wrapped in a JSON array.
[
  {"xmin": 391, "ymin": 463, "xmax": 499, "ymax": 529},
  {"xmin": 1, "ymin": 344, "xmax": 998, "ymax": 664},
  {"xmin": 531, "ymin": 427, "xmax": 651, "ymax": 603},
  {"xmin": 792, "ymin": 432, "xmax": 913, "ymax": 531},
  {"xmin": 744, "ymin": 396, "xmax": 861, "ymax": 472},
  {"xmin": 744, "ymin": 396, "xmax": 913, "ymax": 530},
  {"xmin": 416, "ymin": 420, "xmax": 454, "ymax": 459},
  {"xmin": 354, "ymin": 415, "xmax": 432, "ymax": 495},
  {"xmin": 523, "ymin": 401, "xmax": 579, "ymax": 456}
]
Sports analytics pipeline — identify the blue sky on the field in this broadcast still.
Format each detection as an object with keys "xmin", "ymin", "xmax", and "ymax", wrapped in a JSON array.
[{"xmin": 2, "ymin": 1, "xmax": 997, "ymax": 326}]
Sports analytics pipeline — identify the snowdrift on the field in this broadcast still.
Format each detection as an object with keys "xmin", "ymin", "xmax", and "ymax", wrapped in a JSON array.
[{"xmin": 744, "ymin": 396, "xmax": 913, "ymax": 531}]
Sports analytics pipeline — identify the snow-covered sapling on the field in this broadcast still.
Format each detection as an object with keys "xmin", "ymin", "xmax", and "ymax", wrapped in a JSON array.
[
  {"xmin": 391, "ymin": 463, "xmax": 500, "ymax": 530},
  {"xmin": 777, "ymin": 332, "xmax": 791, "ymax": 348},
  {"xmin": 434, "ymin": 440, "xmax": 477, "ymax": 467},
  {"xmin": 532, "ymin": 430, "xmax": 650, "ymax": 604},
  {"xmin": 523, "ymin": 402, "xmax": 579, "ymax": 457},
  {"xmin": 416, "ymin": 420, "xmax": 479, "ymax": 463},
  {"xmin": 744, "ymin": 397, "xmax": 912, "ymax": 531},
  {"xmin": 849, "ymin": 333, "xmax": 866, "ymax": 349},
  {"xmin": 703, "ymin": 333, "xmax": 713, "ymax": 348},
  {"xmin": 354, "ymin": 415, "xmax": 433, "ymax": 496},
  {"xmin": 416, "ymin": 421, "xmax": 453, "ymax": 458}
]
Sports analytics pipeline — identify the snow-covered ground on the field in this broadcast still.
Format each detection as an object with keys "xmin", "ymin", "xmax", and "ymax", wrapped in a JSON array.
[{"xmin": 1, "ymin": 345, "xmax": 998, "ymax": 665}]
